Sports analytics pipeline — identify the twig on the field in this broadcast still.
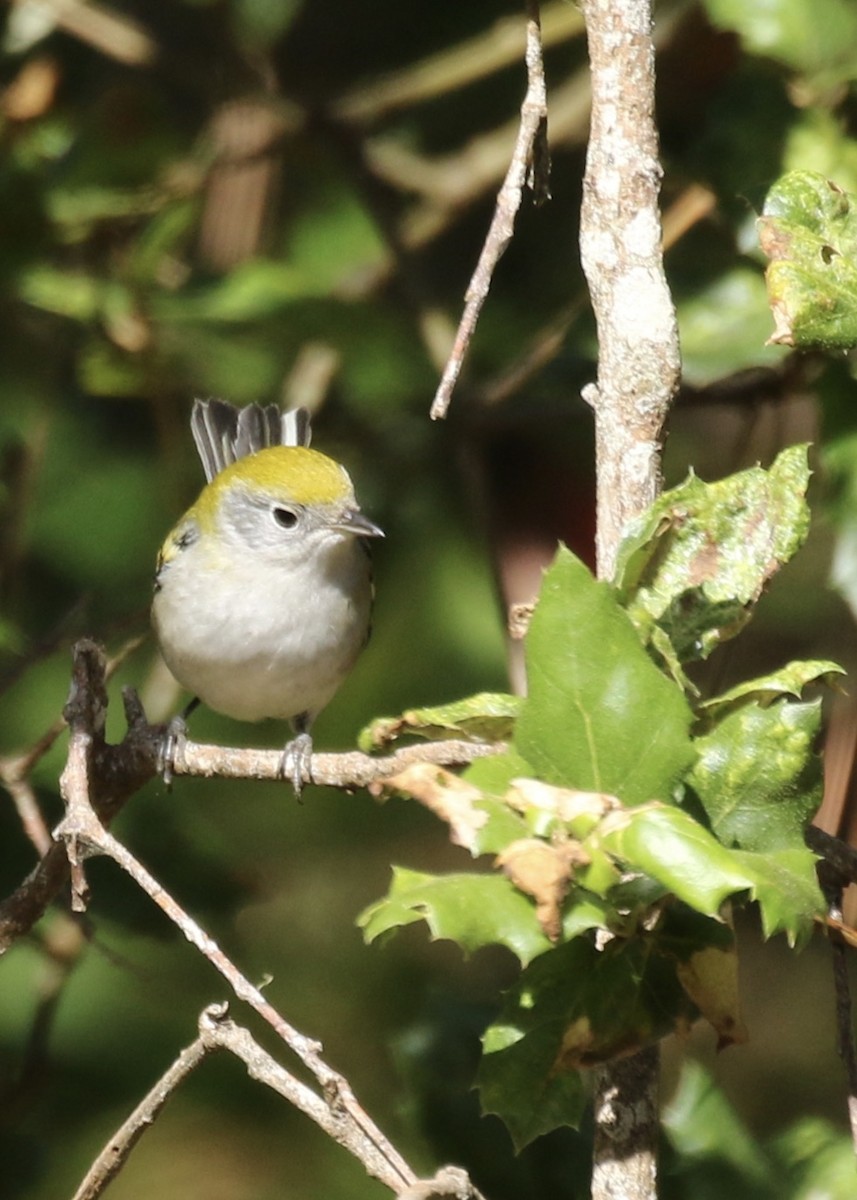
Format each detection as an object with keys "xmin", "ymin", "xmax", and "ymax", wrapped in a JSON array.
[
  {"xmin": 71, "ymin": 1031, "xmax": 212, "ymax": 1200},
  {"xmin": 430, "ymin": 0, "xmax": 550, "ymax": 420},
  {"xmin": 73, "ymin": 1004, "xmax": 486, "ymax": 1200},
  {"xmin": 169, "ymin": 733, "xmax": 500, "ymax": 786},
  {"xmin": 579, "ymin": 0, "xmax": 681, "ymax": 581},
  {"xmin": 54, "ymin": 656, "xmax": 490, "ymax": 1198},
  {"xmin": 578, "ymin": 0, "xmax": 680, "ymax": 1195}
]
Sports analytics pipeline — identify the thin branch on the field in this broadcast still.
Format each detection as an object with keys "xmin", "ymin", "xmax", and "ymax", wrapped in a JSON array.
[
  {"xmin": 71, "ymin": 1032, "xmax": 213, "ymax": 1200},
  {"xmin": 53, "ymin": 653, "xmax": 490, "ymax": 1198},
  {"xmin": 169, "ymin": 733, "xmax": 500, "ymax": 786},
  {"xmin": 430, "ymin": 0, "xmax": 550, "ymax": 421},
  {"xmin": 73, "ymin": 1004, "xmax": 486, "ymax": 1200}
]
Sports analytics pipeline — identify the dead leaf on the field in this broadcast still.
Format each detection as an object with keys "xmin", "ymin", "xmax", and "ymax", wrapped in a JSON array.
[
  {"xmin": 506, "ymin": 779, "xmax": 620, "ymax": 831},
  {"xmin": 496, "ymin": 838, "xmax": 586, "ymax": 941},
  {"xmin": 676, "ymin": 944, "xmax": 748, "ymax": 1049},
  {"xmin": 379, "ymin": 764, "xmax": 487, "ymax": 852}
]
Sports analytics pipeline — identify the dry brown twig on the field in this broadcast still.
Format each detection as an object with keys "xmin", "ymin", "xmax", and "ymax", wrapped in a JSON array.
[
  {"xmin": 430, "ymin": 0, "xmax": 550, "ymax": 421},
  {"xmin": 73, "ymin": 1004, "xmax": 487, "ymax": 1200}
]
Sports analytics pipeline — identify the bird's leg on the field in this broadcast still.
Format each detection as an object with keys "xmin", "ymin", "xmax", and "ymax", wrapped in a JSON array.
[
  {"xmin": 280, "ymin": 712, "xmax": 313, "ymax": 797},
  {"xmin": 157, "ymin": 696, "xmax": 200, "ymax": 789}
]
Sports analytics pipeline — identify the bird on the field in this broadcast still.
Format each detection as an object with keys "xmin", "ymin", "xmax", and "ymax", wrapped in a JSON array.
[{"xmin": 151, "ymin": 398, "xmax": 383, "ymax": 792}]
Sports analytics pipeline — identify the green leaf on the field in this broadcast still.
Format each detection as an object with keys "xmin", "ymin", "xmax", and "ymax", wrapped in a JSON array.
[
  {"xmin": 663, "ymin": 1059, "xmax": 773, "ymax": 1186},
  {"xmin": 515, "ymin": 548, "xmax": 694, "ymax": 805},
  {"xmin": 772, "ymin": 1118, "xmax": 857, "ymax": 1198},
  {"xmin": 358, "ymin": 868, "xmax": 555, "ymax": 965},
  {"xmin": 616, "ymin": 446, "xmax": 811, "ymax": 664},
  {"xmin": 479, "ymin": 938, "xmax": 695, "ymax": 1149},
  {"xmin": 698, "ymin": 660, "xmax": 845, "ymax": 720},
  {"xmin": 703, "ymin": 0, "xmax": 857, "ymax": 90},
  {"xmin": 731, "ymin": 847, "xmax": 823, "ymax": 947},
  {"xmin": 596, "ymin": 804, "xmax": 757, "ymax": 915},
  {"xmin": 359, "ymin": 692, "xmax": 520, "ymax": 752},
  {"xmin": 690, "ymin": 700, "xmax": 823, "ymax": 852},
  {"xmin": 154, "ymin": 259, "xmax": 312, "ymax": 323},
  {"xmin": 759, "ymin": 171, "xmax": 857, "ymax": 350},
  {"xmin": 17, "ymin": 265, "xmax": 105, "ymax": 320}
]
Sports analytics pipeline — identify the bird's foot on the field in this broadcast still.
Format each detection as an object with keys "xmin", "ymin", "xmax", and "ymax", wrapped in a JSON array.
[
  {"xmin": 280, "ymin": 731, "xmax": 313, "ymax": 797},
  {"xmin": 157, "ymin": 714, "xmax": 188, "ymax": 789}
]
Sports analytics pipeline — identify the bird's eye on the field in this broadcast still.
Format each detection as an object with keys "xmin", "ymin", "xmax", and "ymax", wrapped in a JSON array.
[{"xmin": 272, "ymin": 506, "xmax": 299, "ymax": 530}]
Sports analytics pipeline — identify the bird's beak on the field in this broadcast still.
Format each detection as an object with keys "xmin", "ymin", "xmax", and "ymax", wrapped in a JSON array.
[{"xmin": 334, "ymin": 510, "xmax": 385, "ymax": 538}]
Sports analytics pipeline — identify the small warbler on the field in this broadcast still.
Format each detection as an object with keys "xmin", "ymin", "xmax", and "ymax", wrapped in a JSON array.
[{"xmin": 152, "ymin": 398, "xmax": 383, "ymax": 790}]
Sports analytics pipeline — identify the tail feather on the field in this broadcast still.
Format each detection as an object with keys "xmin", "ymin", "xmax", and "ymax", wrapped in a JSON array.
[{"xmin": 191, "ymin": 398, "xmax": 311, "ymax": 481}]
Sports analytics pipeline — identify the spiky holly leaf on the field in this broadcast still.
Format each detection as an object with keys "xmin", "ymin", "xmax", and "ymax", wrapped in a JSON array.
[{"xmin": 358, "ymin": 867, "xmax": 608, "ymax": 966}]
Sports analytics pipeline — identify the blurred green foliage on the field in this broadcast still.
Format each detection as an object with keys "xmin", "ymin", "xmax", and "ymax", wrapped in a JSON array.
[{"xmin": 2, "ymin": 0, "xmax": 857, "ymax": 1197}]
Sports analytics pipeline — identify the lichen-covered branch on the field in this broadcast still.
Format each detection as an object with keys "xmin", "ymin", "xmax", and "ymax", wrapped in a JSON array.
[
  {"xmin": 578, "ymin": 1, "xmax": 680, "ymax": 1197},
  {"xmin": 579, "ymin": 0, "xmax": 680, "ymax": 581}
]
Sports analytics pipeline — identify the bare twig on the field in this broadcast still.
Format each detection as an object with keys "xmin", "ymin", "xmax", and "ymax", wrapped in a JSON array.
[
  {"xmin": 578, "ymin": 0, "xmax": 680, "ymax": 1194},
  {"xmin": 430, "ymin": 0, "xmax": 550, "ymax": 420},
  {"xmin": 71, "ymin": 1031, "xmax": 213, "ymax": 1200},
  {"xmin": 169, "ymin": 733, "xmax": 500, "ymax": 787},
  {"xmin": 73, "ymin": 1004, "xmax": 486, "ymax": 1200},
  {"xmin": 52, "ymin": 653, "xmax": 491, "ymax": 1198}
]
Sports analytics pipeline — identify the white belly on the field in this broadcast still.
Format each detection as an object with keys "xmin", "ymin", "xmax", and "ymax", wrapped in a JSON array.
[{"xmin": 152, "ymin": 538, "xmax": 372, "ymax": 723}]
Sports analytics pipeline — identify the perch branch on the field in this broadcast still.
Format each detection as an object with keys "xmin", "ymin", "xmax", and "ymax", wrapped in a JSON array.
[
  {"xmin": 430, "ymin": 0, "xmax": 549, "ymax": 420},
  {"xmin": 0, "ymin": 641, "xmax": 500, "ymax": 955}
]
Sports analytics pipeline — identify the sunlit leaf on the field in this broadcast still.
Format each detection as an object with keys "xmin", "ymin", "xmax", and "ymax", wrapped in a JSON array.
[
  {"xmin": 359, "ymin": 692, "xmax": 520, "ymax": 751},
  {"xmin": 690, "ymin": 700, "xmax": 823, "ymax": 852},
  {"xmin": 358, "ymin": 867, "xmax": 555, "ymax": 965},
  {"xmin": 515, "ymin": 548, "xmax": 694, "ymax": 805},
  {"xmin": 615, "ymin": 446, "xmax": 811, "ymax": 664},
  {"xmin": 731, "ymin": 847, "xmax": 823, "ymax": 947},
  {"xmin": 698, "ymin": 661, "xmax": 844, "ymax": 720},
  {"xmin": 759, "ymin": 171, "xmax": 857, "ymax": 349},
  {"xmin": 596, "ymin": 803, "xmax": 757, "ymax": 915}
]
